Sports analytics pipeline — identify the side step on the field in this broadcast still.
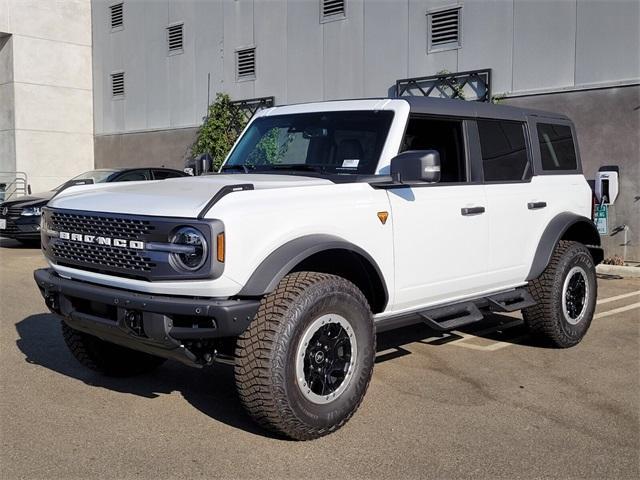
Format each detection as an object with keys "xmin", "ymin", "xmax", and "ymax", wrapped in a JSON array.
[
  {"xmin": 486, "ymin": 289, "xmax": 536, "ymax": 312},
  {"xmin": 419, "ymin": 302, "xmax": 484, "ymax": 332}
]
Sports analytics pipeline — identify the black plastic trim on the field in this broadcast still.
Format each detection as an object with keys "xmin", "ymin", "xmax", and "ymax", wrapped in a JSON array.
[
  {"xmin": 197, "ymin": 184, "xmax": 254, "ymax": 219},
  {"xmin": 34, "ymin": 268, "xmax": 260, "ymax": 341},
  {"xmin": 526, "ymin": 213, "xmax": 601, "ymax": 280}
]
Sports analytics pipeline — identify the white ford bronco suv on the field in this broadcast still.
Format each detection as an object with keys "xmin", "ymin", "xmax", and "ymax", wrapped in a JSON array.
[{"xmin": 34, "ymin": 97, "xmax": 603, "ymax": 440}]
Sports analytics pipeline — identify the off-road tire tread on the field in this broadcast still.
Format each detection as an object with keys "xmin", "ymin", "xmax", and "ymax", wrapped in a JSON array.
[
  {"xmin": 61, "ymin": 322, "xmax": 166, "ymax": 376},
  {"xmin": 235, "ymin": 271, "xmax": 374, "ymax": 440},
  {"xmin": 523, "ymin": 240, "xmax": 595, "ymax": 348}
]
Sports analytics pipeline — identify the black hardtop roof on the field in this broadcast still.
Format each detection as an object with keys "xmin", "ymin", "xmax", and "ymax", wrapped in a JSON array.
[{"xmin": 400, "ymin": 96, "xmax": 569, "ymax": 122}]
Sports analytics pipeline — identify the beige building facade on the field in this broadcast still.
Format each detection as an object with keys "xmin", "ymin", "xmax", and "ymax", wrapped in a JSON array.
[{"xmin": 0, "ymin": 0, "xmax": 94, "ymax": 193}]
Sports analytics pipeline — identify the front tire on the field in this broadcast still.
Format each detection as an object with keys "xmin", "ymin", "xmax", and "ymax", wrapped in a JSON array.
[
  {"xmin": 523, "ymin": 240, "xmax": 597, "ymax": 348},
  {"xmin": 62, "ymin": 322, "xmax": 166, "ymax": 376},
  {"xmin": 234, "ymin": 272, "xmax": 375, "ymax": 440}
]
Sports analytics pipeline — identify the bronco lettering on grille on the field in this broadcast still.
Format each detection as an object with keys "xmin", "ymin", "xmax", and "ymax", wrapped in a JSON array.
[{"xmin": 58, "ymin": 231, "xmax": 144, "ymax": 250}]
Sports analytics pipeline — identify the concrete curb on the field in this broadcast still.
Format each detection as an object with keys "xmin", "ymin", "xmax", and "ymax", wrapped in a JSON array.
[{"xmin": 597, "ymin": 264, "xmax": 640, "ymax": 278}]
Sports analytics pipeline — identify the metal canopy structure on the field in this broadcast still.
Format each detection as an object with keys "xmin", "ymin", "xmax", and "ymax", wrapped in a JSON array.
[
  {"xmin": 231, "ymin": 96, "xmax": 276, "ymax": 123},
  {"xmin": 395, "ymin": 69, "xmax": 492, "ymax": 102}
]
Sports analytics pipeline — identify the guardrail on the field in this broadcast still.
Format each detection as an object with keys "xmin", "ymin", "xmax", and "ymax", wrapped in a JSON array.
[{"xmin": 0, "ymin": 171, "xmax": 29, "ymax": 202}]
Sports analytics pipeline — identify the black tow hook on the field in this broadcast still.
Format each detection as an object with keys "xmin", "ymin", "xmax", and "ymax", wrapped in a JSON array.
[
  {"xmin": 44, "ymin": 292, "xmax": 59, "ymax": 313},
  {"xmin": 124, "ymin": 310, "xmax": 145, "ymax": 337}
]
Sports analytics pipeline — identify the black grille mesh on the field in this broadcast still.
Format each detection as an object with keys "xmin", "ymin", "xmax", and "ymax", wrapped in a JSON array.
[
  {"xmin": 48, "ymin": 211, "xmax": 156, "ymax": 274},
  {"xmin": 52, "ymin": 240, "xmax": 155, "ymax": 272},
  {"xmin": 50, "ymin": 211, "xmax": 154, "ymax": 239}
]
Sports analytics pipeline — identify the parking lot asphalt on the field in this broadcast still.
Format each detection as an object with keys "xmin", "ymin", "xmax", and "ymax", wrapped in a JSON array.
[{"xmin": 1, "ymin": 239, "xmax": 638, "ymax": 480}]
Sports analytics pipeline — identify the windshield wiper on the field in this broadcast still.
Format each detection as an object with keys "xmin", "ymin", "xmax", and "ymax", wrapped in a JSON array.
[
  {"xmin": 267, "ymin": 164, "xmax": 326, "ymax": 173},
  {"xmin": 221, "ymin": 164, "xmax": 254, "ymax": 173}
]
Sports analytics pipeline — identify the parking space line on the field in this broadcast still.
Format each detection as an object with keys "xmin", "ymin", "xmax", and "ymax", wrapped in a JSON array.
[
  {"xmin": 597, "ymin": 290, "xmax": 640, "ymax": 305},
  {"xmin": 594, "ymin": 302, "xmax": 640, "ymax": 320}
]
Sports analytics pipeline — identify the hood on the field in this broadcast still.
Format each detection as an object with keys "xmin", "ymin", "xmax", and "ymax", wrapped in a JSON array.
[
  {"xmin": 1, "ymin": 190, "xmax": 54, "ymax": 208},
  {"xmin": 48, "ymin": 174, "xmax": 332, "ymax": 218}
]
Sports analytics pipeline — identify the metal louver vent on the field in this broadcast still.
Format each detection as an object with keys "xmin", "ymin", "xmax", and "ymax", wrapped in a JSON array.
[
  {"xmin": 167, "ymin": 23, "xmax": 184, "ymax": 53},
  {"xmin": 110, "ymin": 3, "xmax": 123, "ymax": 30},
  {"xmin": 321, "ymin": 0, "xmax": 346, "ymax": 21},
  {"xmin": 236, "ymin": 48, "xmax": 256, "ymax": 81},
  {"xmin": 111, "ymin": 72, "xmax": 124, "ymax": 98},
  {"xmin": 428, "ymin": 7, "xmax": 461, "ymax": 51}
]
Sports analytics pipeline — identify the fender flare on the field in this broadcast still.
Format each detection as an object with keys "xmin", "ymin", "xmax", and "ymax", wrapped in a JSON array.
[
  {"xmin": 526, "ymin": 212, "xmax": 602, "ymax": 281},
  {"xmin": 237, "ymin": 234, "xmax": 389, "ymax": 306}
]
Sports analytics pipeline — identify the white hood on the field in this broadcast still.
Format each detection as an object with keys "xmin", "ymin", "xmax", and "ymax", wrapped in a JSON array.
[{"xmin": 49, "ymin": 174, "xmax": 332, "ymax": 218}]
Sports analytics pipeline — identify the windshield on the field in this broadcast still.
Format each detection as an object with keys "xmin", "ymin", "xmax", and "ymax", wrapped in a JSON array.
[
  {"xmin": 53, "ymin": 170, "xmax": 117, "ymax": 191},
  {"xmin": 222, "ymin": 111, "xmax": 394, "ymax": 175}
]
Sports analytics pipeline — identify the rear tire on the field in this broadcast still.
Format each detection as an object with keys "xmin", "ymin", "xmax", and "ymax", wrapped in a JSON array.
[
  {"xmin": 61, "ymin": 322, "xmax": 166, "ymax": 376},
  {"xmin": 523, "ymin": 240, "xmax": 597, "ymax": 348},
  {"xmin": 234, "ymin": 272, "xmax": 375, "ymax": 440}
]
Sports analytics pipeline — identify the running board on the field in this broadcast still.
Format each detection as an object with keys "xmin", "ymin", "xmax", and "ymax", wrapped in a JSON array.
[
  {"xmin": 486, "ymin": 289, "xmax": 536, "ymax": 312},
  {"xmin": 418, "ymin": 302, "xmax": 484, "ymax": 332}
]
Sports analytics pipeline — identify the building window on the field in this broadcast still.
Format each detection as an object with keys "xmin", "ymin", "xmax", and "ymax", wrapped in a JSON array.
[
  {"xmin": 320, "ymin": 0, "xmax": 346, "ymax": 23},
  {"xmin": 111, "ymin": 72, "xmax": 125, "ymax": 99},
  {"xmin": 236, "ymin": 47, "xmax": 256, "ymax": 81},
  {"xmin": 427, "ymin": 6, "xmax": 462, "ymax": 52},
  {"xmin": 167, "ymin": 23, "xmax": 184, "ymax": 54},
  {"xmin": 477, "ymin": 120, "xmax": 532, "ymax": 182},
  {"xmin": 110, "ymin": 2, "xmax": 124, "ymax": 31}
]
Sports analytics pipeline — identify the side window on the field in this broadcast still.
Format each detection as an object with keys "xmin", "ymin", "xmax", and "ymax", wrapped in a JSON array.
[
  {"xmin": 477, "ymin": 120, "xmax": 531, "ymax": 182},
  {"xmin": 153, "ymin": 169, "xmax": 183, "ymax": 180},
  {"xmin": 115, "ymin": 170, "xmax": 150, "ymax": 182},
  {"xmin": 401, "ymin": 117, "xmax": 466, "ymax": 182},
  {"xmin": 537, "ymin": 123, "xmax": 577, "ymax": 171}
]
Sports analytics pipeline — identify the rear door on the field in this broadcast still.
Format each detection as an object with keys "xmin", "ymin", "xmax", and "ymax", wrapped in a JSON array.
[
  {"xmin": 387, "ymin": 116, "xmax": 489, "ymax": 312},
  {"xmin": 475, "ymin": 118, "xmax": 547, "ymax": 289}
]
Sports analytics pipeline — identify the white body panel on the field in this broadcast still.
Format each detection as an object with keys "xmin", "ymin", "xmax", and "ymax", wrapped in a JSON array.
[
  {"xmin": 387, "ymin": 185, "xmax": 489, "ymax": 313},
  {"xmin": 483, "ymin": 175, "xmax": 593, "ymax": 290}
]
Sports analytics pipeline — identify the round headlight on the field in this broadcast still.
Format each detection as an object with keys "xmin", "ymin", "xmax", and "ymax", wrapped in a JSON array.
[{"xmin": 169, "ymin": 227, "xmax": 208, "ymax": 271}]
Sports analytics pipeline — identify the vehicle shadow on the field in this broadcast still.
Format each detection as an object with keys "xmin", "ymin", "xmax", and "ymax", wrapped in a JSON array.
[
  {"xmin": 375, "ymin": 311, "xmax": 550, "ymax": 363},
  {"xmin": 15, "ymin": 310, "xmax": 544, "ymax": 438},
  {"xmin": 15, "ymin": 313, "xmax": 279, "ymax": 439}
]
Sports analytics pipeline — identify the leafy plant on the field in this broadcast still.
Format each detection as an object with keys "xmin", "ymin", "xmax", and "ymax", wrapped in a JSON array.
[
  {"xmin": 191, "ymin": 93, "xmax": 247, "ymax": 171},
  {"xmin": 491, "ymin": 93, "xmax": 507, "ymax": 104}
]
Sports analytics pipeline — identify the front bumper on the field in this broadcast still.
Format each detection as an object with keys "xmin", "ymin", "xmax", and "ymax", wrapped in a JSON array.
[
  {"xmin": 0, "ymin": 214, "xmax": 41, "ymax": 240},
  {"xmin": 34, "ymin": 268, "xmax": 260, "ymax": 367}
]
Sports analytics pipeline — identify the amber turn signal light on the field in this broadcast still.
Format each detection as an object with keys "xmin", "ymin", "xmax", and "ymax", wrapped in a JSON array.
[
  {"xmin": 216, "ymin": 232, "xmax": 225, "ymax": 262},
  {"xmin": 377, "ymin": 211, "xmax": 389, "ymax": 225}
]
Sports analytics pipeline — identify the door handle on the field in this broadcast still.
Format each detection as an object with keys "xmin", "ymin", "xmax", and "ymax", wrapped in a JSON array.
[
  {"xmin": 461, "ymin": 206, "xmax": 485, "ymax": 216},
  {"xmin": 528, "ymin": 201, "xmax": 547, "ymax": 210}
]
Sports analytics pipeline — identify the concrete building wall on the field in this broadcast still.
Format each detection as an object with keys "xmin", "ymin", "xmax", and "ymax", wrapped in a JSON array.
[{"xmin": 0, "ymin": 0, "xmax": 94, "ymax": 193}]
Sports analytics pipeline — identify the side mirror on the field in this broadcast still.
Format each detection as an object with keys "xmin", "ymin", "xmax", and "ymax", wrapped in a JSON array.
[{"xmin": 390, "ymin": 150, "xmax": 441, "ymax": 184}]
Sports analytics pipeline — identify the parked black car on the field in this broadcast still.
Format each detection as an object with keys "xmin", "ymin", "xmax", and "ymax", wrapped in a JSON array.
[{"xmin": 0, "ymin": 167, "xmax": 187, "ymax": 244}]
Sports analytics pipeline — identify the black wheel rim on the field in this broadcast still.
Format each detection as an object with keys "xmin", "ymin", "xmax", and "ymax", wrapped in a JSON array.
[
  {"xmin": 562, "ymin": 266, "xmax": 589, "ymax": 324},
  {"xmin": 303, "ymin": 322, "xmax": 351, "ymax": 397},
  {"xmin": 296, "ymin": 314, "xmax": 357, "ymax": 404}
]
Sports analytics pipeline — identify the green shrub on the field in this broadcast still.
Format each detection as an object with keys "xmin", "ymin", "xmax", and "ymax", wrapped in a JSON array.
[{"xmin": 191, "ymin": 93, "xmax": 247, "ymax": 171}]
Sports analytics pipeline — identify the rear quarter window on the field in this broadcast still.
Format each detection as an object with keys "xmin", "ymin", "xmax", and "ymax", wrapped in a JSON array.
[{"xmin": 537, "ymin": 123, "xmax": 578, "ymax": 171}]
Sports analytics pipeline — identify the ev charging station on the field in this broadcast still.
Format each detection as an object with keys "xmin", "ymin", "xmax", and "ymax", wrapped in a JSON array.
[{"xmin": 593, "ymin": 166, "xmax": 620, "ymax": 236}]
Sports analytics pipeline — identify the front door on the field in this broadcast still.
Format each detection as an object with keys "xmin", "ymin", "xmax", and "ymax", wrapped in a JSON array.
[{"xmin": 387, "ymin": 116, "xmax": 489, "ymax": 313}]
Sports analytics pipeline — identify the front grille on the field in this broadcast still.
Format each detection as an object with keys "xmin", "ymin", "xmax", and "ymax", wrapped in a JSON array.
[
  {"xmin": 43, "ymin": 207, "xmax": 220, "ymax": 281},
  {"xmin": 50, "ymin": 211, "xmax": 154, "ymax": 239},
  {"xmin": 52, "ymin": 240, "xmax": 155, "ymax": 272},
  {"xmin": 7, "ymin": 206, "xmax": 22, "ymax": 216}
]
